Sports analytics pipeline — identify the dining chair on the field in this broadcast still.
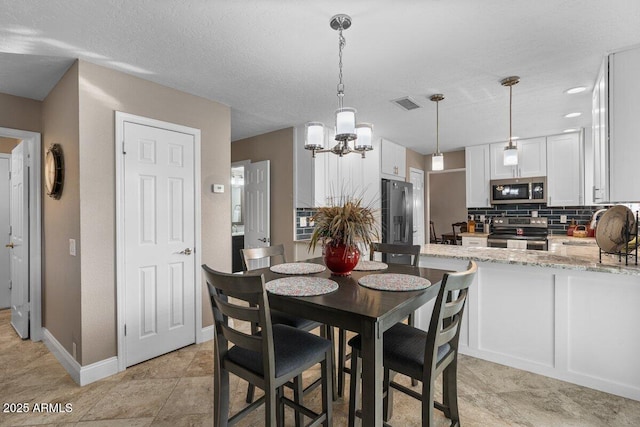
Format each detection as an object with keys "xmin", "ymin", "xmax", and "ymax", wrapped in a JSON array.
[
  {"xmin": 429, "ymin": 221, "xmax": 441, "ymax": 244},
  {"xmin": 336, "ymin": 242, "xmax": 421, "ymax": 397},
  {"xmin": 203, "ymin": 265, "xmax": 333, "ymax": 427},
  {"xmin": 347, "ymin": 261, "xmax": 477, "ymax": 427},
  {"xmin": 241, "ymin": 244, "xmax": 337, "ymax": 403}
]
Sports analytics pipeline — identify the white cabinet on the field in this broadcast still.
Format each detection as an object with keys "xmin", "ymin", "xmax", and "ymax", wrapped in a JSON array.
[
  {"xmin": 490, "ymin": 137, "xmax": 546, "ymax": 179},
  {"xmin": 461, "ymin": 235, "xmax": 487, "ymax": 248},
  {"xmin": 465, "ymin": 144, "xmax": 491, "ymax": 208},
  {"xmin": 592, "ymin": 60, "xmax": 609, "ymax": 203},
  {"xmin": 591, "ymin": 47, "xmax": 640, "ymax": 203},
  {"xmin": 547, "ymin": 132, "xmax": 584, "ymax": 206},
  {"xmin": 380, "ymin": 138, "xmax": 406, "ymax": 180},
  {"xmin": 609, "ymin": 47, "xmax": 640, "ymax": 202}
]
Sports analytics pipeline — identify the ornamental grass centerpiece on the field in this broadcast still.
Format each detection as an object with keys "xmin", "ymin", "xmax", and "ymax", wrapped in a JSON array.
[{"xmin": 309, "ymin": 196, "xmax": 379, "ymax": 276}]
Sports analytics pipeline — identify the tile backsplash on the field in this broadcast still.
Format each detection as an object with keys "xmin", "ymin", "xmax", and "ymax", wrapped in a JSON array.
[
  {"xmin": 296, "ymin": 208, "xmax": 317, "ymax": 240},
  {"xmin": 467, "ymin": 204, "xmax": 612, "ymax": 234}
]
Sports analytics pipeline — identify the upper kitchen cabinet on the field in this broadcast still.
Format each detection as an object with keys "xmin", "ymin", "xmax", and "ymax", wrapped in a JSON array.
[
  {"xmin": 547, "ymin": 132, "xmax": 584, "ymax": 206},
  {"xmin": 490, "ymin": 137, "xmax": 546, "ymax": 179},
  {"xmin": 465, "ymin": 144, "xmax": 491, "ymax": 208},
  {"xmin": 594, "ymin": 46, "xmax": 640, "ymax": 203},
  {"xmin": 380, "ymin": 138, "xmax": 406, "ymax": 180}
]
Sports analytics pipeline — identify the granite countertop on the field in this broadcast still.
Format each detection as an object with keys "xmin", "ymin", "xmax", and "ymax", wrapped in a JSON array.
[{"xmin": 421, "ymin": 237, "xmax": 640, "ymax": 276}]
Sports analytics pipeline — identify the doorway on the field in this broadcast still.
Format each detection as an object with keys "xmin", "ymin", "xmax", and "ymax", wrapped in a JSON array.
[
  {"xmin": 428, "ymin": 169, "xmax": 467, "ymax": 244},
  {"xmin": 0, "ymin": 128, "xmax": 43, "ymax": 341},
  {"xmin": 115, "ymin": 112, "xmax": 202, "ymax": 370}
]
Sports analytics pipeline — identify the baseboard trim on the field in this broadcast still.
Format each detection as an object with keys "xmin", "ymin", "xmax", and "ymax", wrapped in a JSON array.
[
  {"xmin": 198, "ymin": 325, "xmax": 214, "ymax": 343},
  {"xmin": 42, "ymin": 328, "xmax": 118, "ymax": 386}
]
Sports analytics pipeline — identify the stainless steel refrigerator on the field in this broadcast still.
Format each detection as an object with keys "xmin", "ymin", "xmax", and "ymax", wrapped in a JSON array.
[{"xmin": 381, "ymin": 178, "xmax": 413, "ymax": 264}]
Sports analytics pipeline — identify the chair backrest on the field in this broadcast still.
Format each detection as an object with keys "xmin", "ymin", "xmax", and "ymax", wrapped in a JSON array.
[
  {"xmin": 451, "ymin": 222, "xmax": 467, "ymax": 237},
  {"xmin": 241, "ymin": 244, "xmax": 286, "ymax": 271},
  {"xmin": 424, "ymin": 261, "xmax": 477, "ymax": 375},
  {"xmin": 369, "ymin": 242, "xmax": 421, "ymax": 267},
  {"xmin": 202, "ymin": 264, "xmax": 276, "ymax": 379},
  {"xmin": 429, "ymin": 221, "xmax": 438, "ymax": 243}
]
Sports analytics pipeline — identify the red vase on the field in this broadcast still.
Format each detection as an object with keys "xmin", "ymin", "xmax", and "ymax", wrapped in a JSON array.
[{"xmin": 324, "ymin": 244, "xmax": 360, "ymax": 276}]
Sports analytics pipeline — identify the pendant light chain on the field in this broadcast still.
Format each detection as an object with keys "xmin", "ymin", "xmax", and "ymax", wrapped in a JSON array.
[
  {"xmin": 509, "ymin": 84, "xmax": 513, "ymax": 147},
  {"xmin": 337, "ymin": 23, "xmax": 346, "ymax": 110},
  {"xmin": 436, "ymin": 98, "xmax": 440, "ymax": 154}
]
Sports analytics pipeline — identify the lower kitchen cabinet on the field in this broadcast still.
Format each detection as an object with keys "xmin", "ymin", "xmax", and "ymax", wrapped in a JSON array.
[{"xmin": 418, "ymin": 256, "xmax": 640, "ymax": 401}]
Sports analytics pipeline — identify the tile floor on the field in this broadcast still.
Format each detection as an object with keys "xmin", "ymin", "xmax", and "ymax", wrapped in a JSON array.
[{"xmin": 1, "ymin": 309, "xmax": 640, "ymax": 426}]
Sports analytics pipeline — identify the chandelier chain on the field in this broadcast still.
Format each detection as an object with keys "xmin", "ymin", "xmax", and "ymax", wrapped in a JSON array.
[{"xmin": 337, "ymin": 25, "xmax": 346, "ymax": 109}]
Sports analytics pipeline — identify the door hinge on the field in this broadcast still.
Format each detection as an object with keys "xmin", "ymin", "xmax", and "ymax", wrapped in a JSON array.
[
  {"xmin": 24, "ymin": 302, "xmax": 30, "ymax": 313},
  {"xmin": 124, "ymin": 324, "xmax": 127, "ymax": 336},
  {"xmin": 8, "ymin": 280, "xmax": 11, "ymax": 290},
  {"xmin": 122, "ymin": 141, "xmax": 127, "ymax": 155}
]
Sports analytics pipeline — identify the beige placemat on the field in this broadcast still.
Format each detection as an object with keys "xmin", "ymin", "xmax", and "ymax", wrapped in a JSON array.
[
  {"xmin": 266, "ymin": 277, "xmax": 338, "ymax": 296},
  {"xmin": 353, "ymin": 260, "xmax": 388, "ymax": 271},
  {"xmin": 358, "ymin": 273, "xmax": 431, "ymax": 291},
  {"xmin": 270, "ymin": 262, "xmax": 326, "ymax": 275}
]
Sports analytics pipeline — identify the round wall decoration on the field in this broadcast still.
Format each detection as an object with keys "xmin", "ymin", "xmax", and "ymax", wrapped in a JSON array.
[{"xmin": 45, "ymin": 144, "xmax": 64, "ymax": 199}]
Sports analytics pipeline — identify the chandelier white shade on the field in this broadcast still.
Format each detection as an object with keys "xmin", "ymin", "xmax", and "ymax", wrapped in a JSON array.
[
  {"xmin": 430, "ymin": 94, "xmax": 445, "ymax": 171},
  {"xmin": 304, "ymin": 14, "xmax": 373, "ymax": 158},
  {"xmin": 355, "ymin": 123, "xmax": 373, "ymax": 150},
  {"xmin": 501, "ymin": 76, "xmax": 520, "ymax": 166}
]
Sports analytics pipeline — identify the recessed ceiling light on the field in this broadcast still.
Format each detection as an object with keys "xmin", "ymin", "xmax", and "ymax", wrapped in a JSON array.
[
  {"xmin": 564, "ymin": 112, "xmax": 582, "ymax": 118},
  {"xmin": 563, "ymin": 128, "xmax": 579, "ymax": 133},
  {"xmin": 565, "ymin": 86, "xmax": 586, "ymax": 94}
]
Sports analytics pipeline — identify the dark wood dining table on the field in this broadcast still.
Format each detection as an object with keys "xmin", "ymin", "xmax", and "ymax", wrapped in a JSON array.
[{"xmin": 255, "ymin": 257, "xmax": 450, "ymax": 427}]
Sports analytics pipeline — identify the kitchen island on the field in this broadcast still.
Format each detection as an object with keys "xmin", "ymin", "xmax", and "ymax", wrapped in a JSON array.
[{"xmin": 418, "ymin": 240, "xmax": 640, "ymax": 401}]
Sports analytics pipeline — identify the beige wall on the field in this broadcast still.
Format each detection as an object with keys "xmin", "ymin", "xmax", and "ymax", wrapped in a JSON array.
[
  {"xmin": 39, "ymin": 60, "xmax": 230, "ymax": 366},
  {"xmin": 0, "ymin": 92, "xmax": 42, "ymax": 133},
  {"xmin": 0, "ymin": 137, "xmax": 20, "ymax": 154},
  {"xmin": 406, "ymin": 147, "xmax": 425, "ymax": 178},
  {"xmin": 429, "ymin": 170, "xmax": 467, "ymax": 239},
  {"xmin": 42, "ymin": 61, "xmax": 82, "ymax": 359},
  {"xmin": 426, "ymin": 149, "xmax": 467, "ymax": 240},
  {"xmin": 232, "ymin": 128, "xmax": 295, "ymax": 262}
]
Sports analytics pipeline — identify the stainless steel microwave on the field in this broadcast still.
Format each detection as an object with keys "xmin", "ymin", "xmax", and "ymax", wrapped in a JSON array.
[{"xmin": 490, "ymin": 177, "xmax": 546, "ymax": 205}]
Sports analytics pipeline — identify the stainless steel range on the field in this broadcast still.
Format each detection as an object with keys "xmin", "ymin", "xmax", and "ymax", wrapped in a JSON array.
[{"xmin": 487, "ymin": 216, "xmax": 549, "ymax": 251}]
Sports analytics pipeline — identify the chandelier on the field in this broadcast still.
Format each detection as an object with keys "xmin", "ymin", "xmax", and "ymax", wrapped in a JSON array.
[
  {"xmin": 430, "ymin": 94, "xmax": 445, "ymax": 171},
  {"xmin": 304, "ymin": 14, "xmax": 373, "ymax": 158},
  {"xmin": 501, "ymin": 76, "xmax": 520, "ymax": 166}
]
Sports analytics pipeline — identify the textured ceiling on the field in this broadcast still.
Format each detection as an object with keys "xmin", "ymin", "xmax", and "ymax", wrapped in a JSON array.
[{"xmin": 1, "ymin": 1, "xmax": 639, "ymax": 154}]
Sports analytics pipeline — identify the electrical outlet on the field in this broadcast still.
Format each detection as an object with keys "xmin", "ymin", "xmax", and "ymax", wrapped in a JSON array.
[
  {"xmin": 69, "ymin": 239, "xmax": 76, "ymax": 256},
  {"xmin": 72, "ymin": 342, "xmax": 77, "ymax": 360},
  {"xmin": 299, "ymin": 217, "xmax": 308, "ymax": 227},
  {"xmin": 560, "ymin": 215, "xmax": 567, "ymax": 224},
  {"xmin": 309, "ymin": 219, "xmax": 315, "ymax": 227},
  {"xmin": 212, "ymin": 184, "xmax": 224, "ymax": 193},
  {"xmin": 531, "ymin": 210, "xmax": 538, "ymax": 218},
  {"xmin": 479, "ymin": 215, "xmax": 485, "ymax": 222}
]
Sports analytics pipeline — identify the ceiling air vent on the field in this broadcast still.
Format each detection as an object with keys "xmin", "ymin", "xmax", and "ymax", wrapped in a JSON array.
[{"xmin": 391, "ymin": 96, "xmax": 422, "ymax": 111}]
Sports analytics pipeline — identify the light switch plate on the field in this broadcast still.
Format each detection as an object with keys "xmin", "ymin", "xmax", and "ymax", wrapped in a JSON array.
[
  {"xmin": 299, "ymin": 217, "xmax": 308, "ymax": 227},
  {"xmin": 560, "ymin": 215, "xmax": 567, "ymax": 223},
  {"xmin": 69, "ymin": 239, "xmax": 76, "ymax": 256}
]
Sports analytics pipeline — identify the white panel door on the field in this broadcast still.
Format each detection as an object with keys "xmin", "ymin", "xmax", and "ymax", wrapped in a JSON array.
[
  {"xmin": 9, "ymin": 142, "xmax": 29, "ymax": 338},
  {"xmin": 0, "ymin": 155, "xmax": 11, "ymax": 309},
  {"xmin": 244, "ymin": 160, "xmax": 270, "ymax": 270},
  {"xmin": 123, "ymin": 122, "xmax": 196, "ymax": 366}
]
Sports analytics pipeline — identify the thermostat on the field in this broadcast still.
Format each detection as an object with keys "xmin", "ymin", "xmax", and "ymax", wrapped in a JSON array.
[{"xmin": 212, "ymin": 184, "xmax": 225, "ymax": 193}]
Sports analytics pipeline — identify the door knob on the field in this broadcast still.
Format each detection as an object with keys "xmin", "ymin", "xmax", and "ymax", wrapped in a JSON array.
[
  {"xmin": 5, "ymin": 243, "xmax": 14, "ymax": 249},
  {"xmin": 258, "ymin": 238, "xmax": 267, "ymax": 243},
  {"xmin": 179, "ymin": 248, "xmax": 192, "ymax": 255}
]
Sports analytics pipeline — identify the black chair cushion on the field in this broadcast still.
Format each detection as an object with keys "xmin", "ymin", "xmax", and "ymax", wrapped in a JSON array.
[
  {"xmin": 270, "ymin": 309, "xmax": 320, "ymax": 331},
  {"xmin": 348, "ymin": 322, "xmax": 451, "ymax": 380},
  {"xmin": 227, "ymin": 324, "xmax": 331, "ymax": 378}
]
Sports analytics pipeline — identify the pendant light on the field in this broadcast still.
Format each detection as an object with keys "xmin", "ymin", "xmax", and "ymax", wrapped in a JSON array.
[
  {"xmin": 304, "ymin": 14, "xmax": 373, "ymax": 158},
  {"xmin": 430, "ymin": 94, "xmax": 445, "ymax": 171},
  {"xmin": 501, "ymin": 76, "xmax": 520, "ymax": 166}
]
